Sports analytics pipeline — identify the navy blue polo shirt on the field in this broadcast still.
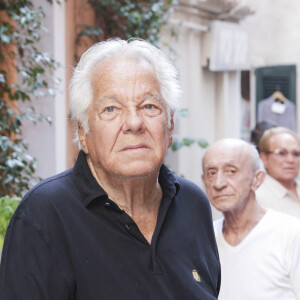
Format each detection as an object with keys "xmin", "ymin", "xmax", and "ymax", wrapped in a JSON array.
[{"xmin": 0, "ymin": 151, "xmax": 220, "ymax": 300}]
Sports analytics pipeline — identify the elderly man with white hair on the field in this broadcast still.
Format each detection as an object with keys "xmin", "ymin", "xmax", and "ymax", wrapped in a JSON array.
[
  {"xmin": 202, "ymin": 138, "xmax": 300, "ymax": 300},
  {"xmin": 0, "ymin": 38, "xmax": 220, "ymax": 300}
]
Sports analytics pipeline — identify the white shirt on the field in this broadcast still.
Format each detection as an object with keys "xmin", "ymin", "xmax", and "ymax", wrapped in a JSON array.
[
  {"xmin": 256, "ymin": 174, "xmax": 300, "ymax": 219},
  {"xmin": 214, "ymin": 209, "xmax": 300, "ymax": 300}
]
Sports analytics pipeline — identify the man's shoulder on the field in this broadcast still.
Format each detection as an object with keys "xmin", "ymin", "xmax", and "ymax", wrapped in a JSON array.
[
  {"xmin": 175, "ymin": 175, "xmax": 204, "ymax": 193},
  {"xmin": 264, "ymin": 209, "xmax": 300, "ymax": 238},
  {"xmin": 175, "ymin": 175, "xmax": 208, "ymax": 201},
  {"xmin": 267, "ymin": 209, "xmax": 300, "ymax": 227},
  {"xmin": 16, "ymin": 168, "xmax": 76, "ymax": 217},
  {"xmin": 24, "ymin": 168, "xmax": 74, "ymax": 199}
]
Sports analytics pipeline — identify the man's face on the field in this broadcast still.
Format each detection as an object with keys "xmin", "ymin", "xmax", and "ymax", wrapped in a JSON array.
[
  {"xmin": 202, "ymin": 143, "xmax": 256, "ymax": 214},
  {"xmin": 260, "ymin": 133, "xmax": 300, "ymax": 184},
  {"xmin": 79, "ymin": 57, "xmax": 173, "ymax": 179}
]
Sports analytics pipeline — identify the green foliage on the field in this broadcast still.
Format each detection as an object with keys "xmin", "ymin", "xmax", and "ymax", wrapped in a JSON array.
[
  {"xmin": 0, "ymin": 195, "xmax": 20, "ymax": 249},
  {"xmin": 0, "ymin": 0, "xmax": 59, "ymax": 196},
  {"xmin": 171, "ymin": 136, "xmax": 209, "ymax": 151},
  {"xmin": 77, "ymin": 0, "xmax": 176, "ymax": 48},
  {"xmin": 171, "ymin": 109, "xmax": 209, "ymax": 152}
]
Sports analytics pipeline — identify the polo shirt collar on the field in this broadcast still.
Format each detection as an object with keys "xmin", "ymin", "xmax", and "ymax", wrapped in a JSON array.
[
  {"xmin": 72, "ymin": 151, "xmax": 107, "ymax": 207},
  {"xmin": 72, "ymin": 150, "xmax": 180, "ymax": 207},
  {"xmin": 158, "ymin": 164, "xmax": 180, "ymax": 199}
]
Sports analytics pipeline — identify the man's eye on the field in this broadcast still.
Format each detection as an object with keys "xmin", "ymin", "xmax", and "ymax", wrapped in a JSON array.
[
  {"xmin": 142, "ymin": 103, "xmax": 161, "ymax": 116},
  {"xmin": 207, "ymin": 170, "xmax": 216, "ymax": 176},
  {"xmin": 144, "ymin": 104, "xmax": 155, "ymax": 110},
  {"xmin": 104, "ymin": 107, "xmax": 115, "ymax": 113},
  {"xmin": 228, "ymin": 169, "xmax": 236, "ymax": 174}
]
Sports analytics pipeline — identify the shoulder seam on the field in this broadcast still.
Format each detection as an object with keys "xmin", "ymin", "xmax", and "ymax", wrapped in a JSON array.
[{"xmin": 24, "ymin": 169, "xmax": 73, "ymax": 199}]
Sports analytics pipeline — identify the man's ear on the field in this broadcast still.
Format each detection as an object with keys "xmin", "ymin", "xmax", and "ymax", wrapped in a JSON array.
[
  {"xmin": 168, "ymin": 114, "xmax": 175, "ymax": 148},
  {"xmin": 78, "ymin": 122, "xmax": 88, "ymax": 154},
  {"xmin": 251, "ymin": 170, "xmax": 266, "ymax": 191}
]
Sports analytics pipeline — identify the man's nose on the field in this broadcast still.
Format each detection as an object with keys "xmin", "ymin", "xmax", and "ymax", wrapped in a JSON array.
[
  {"xmin": 213, "ymin": 173, "xmax": 227, "ymax": 190},
  {"xmin": 122, "ymin": 109, "xmax": 145, "ymax": 134}
]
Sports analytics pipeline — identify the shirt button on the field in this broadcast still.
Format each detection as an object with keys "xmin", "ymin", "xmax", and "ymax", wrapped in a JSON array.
[
  {"xmin": 104, "ymin": 202, "xmax": 110, "ymax": 208},
  {"xmin": 124, "ymin": 224, "xmax": 130, "ymax": 231}
]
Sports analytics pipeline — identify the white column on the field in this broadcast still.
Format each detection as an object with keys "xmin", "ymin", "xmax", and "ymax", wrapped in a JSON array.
[{"xmin": 215, "ymin": 71, "xmax": 241, "ymax": 139}]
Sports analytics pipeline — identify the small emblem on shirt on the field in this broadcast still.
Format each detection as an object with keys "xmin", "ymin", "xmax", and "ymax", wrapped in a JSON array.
[{"xmin": 192, "ymin": 269, "xmax": 201, "ymax": 282}]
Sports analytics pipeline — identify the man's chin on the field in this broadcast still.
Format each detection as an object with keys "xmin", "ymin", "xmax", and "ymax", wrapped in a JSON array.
[{"xmin": 115, "ymin": 163, "xmax": 161, "ymax": 179}]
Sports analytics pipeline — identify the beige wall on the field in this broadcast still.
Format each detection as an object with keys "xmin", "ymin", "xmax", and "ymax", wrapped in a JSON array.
[
  {"xmin": 21, "ymin": 0, "xmax": 96, "ymax": 183},
  {"xmin": 20, "ymin": 0, "xmax": 58, "ymax": 181},
  {"xmin": 164, "ymin": 7, "xmax": 244, "ymax": 190}
]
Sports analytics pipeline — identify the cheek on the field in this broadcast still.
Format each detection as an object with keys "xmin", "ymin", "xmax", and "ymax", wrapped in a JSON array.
[
  {"xmin": 265, "ymin": 158, "xmax": 280, "ymax": 171},
  {"xmin": 145, "ymin": 117, "xmax": 169, "ymax": 140},
  {"xmin": 204, "ymin": 183, "xmax": 213, "ymax": 196}
]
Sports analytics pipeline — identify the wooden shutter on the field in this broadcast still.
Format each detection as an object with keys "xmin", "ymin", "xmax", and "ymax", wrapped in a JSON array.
[{"xmin": 255, "ymin": 65, "xmax": 296, "ymax": 116}]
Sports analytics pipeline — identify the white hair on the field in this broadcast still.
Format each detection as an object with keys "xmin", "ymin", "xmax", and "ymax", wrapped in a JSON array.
[
  {"xmin": 248, "ymin": 143, "xmax": 262, "ymax": 173},
  {"xmin": 69, "ymin": 38, "xmax": 182, "ymax": 148}
]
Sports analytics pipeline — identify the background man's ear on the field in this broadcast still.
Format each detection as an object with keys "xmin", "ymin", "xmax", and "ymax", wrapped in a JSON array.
[
  {"xmin": 78, "ymin": 123, "xmax": 89, "ymax": 154},
  {"xmin": 251, "ymin": 170, "xmax": 266, "ymax": 191}
]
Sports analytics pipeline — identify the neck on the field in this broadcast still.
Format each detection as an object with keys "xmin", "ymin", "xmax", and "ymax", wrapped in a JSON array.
[
  {"xmin": 222, "ymin": 194, "xmax": 266, "ymax": 246},
  {"xmin": 87, "ymin": 156, "xmax": 162, "ymax": 244}
]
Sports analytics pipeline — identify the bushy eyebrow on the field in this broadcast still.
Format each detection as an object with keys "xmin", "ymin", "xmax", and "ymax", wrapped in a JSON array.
[
  {"xmin": 142, "ymin": 93, "xmax": 163, "ymax": 104},
  {"xmin": 95, "ymin": 96, "xmax": 120, "ymax": 107},
  {"xmin": 95, "ymin": 93, "xmax": 162, "ymax": 108}
]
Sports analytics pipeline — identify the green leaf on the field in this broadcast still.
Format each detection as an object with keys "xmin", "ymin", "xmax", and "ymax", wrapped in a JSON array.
[
  {"xmin": 182, "ymin": 137, "xmax": 196, "ymax": 146},
  {"xmin": 198, "ymin": 139, "xmax": 209, "ymax": 148},
  {"xmin": 171, "ymin": 140, "xmax": 184, "ymax": 151}
]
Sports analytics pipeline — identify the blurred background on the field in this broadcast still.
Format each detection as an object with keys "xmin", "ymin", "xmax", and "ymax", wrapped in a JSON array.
[{"xmin": 1, "ymin": 0, "xmax": 300, "ymax": 201}]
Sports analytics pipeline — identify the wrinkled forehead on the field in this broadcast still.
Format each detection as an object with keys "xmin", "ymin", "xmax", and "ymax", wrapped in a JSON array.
[
  {"xmin": 93, "ymin": 54, "xmax": 154, "ymax": 74},
  {"xmin": 203, "ymin": 144, "xmax": 249, "ymax": 170}
]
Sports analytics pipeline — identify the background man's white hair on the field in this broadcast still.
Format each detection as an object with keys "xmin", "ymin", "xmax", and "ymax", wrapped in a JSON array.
[{"xmin": 69, "ymin": 38, "xmax": 182, "ymax": 149}]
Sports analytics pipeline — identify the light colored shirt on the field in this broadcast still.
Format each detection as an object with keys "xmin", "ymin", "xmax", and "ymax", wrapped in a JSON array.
[
  {"xmin": 256, "ymin": 174, "xmax": 300, "ymax": 219},
  {"xmin": 214, "ymin": 209, "xmax": 300, "ymax": 300}
]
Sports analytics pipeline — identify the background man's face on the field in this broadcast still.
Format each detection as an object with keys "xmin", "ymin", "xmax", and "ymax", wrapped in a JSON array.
[
  {"xmin": 79, "ymin": 57, "xmax": 173, "ymax": 179},
  {"xmin": 261, "ymin": 133, "xmax": 300, "ymax": 184},
  {"xmin": 202, "ymin": 143, "xmax": 254, "ymax": 214}
]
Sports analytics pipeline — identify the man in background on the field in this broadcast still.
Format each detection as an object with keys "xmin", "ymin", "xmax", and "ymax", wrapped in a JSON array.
[
  {"xmin": 202, "ymin": 138, "xmax": 300, "ymax": 300},
  {"xmin": 256, "ymin": 127, "xmax": 300, "ymax": 218}
]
